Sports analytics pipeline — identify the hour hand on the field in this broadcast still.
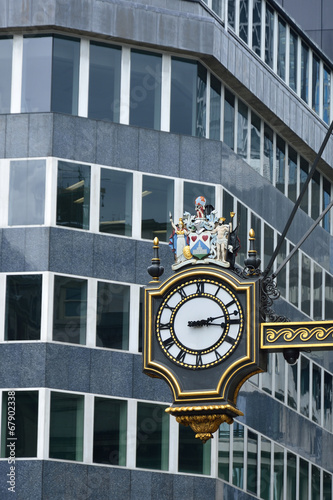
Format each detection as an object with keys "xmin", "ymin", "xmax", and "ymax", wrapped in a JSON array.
[{"xmin": 188, "ymin": 315, "xmax": 225, "ymax": 327}]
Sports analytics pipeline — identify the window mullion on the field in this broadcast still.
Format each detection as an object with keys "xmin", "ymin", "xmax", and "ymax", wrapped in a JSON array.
[
  {"xmin": 78, "ymin": 38, "xmax": 89, "ymax": 117},
  {"xmin": 84, "ymin": 394, "xmax": 94, "ymax": 463},
  {"xmin": 11, "ymin": 34, "xmax": 23, "ymax": 113},
  {"xmin": 120, "ymin": 47, "xmax": 130, "ymax": 125},
  {"xmin": 161, "ymin": 54, "xmax": 171, "ymax": 132}
]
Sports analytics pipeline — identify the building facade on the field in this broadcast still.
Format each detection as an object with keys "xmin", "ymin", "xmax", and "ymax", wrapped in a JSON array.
[{"xmin": 0, "ymin": 0, "xmax": 333, "ymax": 498}]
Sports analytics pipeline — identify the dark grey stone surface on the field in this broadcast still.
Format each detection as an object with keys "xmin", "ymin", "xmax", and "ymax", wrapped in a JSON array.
[
  {"xmin": 5, "ymin": 114, "xmax": 29, "ymax": 158},
  {"xmin": 0, "ymin": 460, "xmax": 43, "ymax": 500},
  {"xmin": 46, "ymin": 344, "xmax": 91, "ymax": 392}
]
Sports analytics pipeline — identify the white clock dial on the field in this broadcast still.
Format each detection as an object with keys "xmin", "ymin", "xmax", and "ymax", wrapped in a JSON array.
[{"xmin": 156, "ymin": 278, "xmax": 244, "ymax": 369}]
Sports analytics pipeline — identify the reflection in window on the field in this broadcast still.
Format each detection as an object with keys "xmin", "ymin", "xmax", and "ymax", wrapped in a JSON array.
[
  {"xmin": 236, "ymin": 201, "xmax": 247, "ymax": 265},
  {"xmin": 223, "ymin": 190, "xmax": 234, "ymax": 221},
  {"xmin": 260, "ymin": 437, "xmax": 271, "ymax": 500},
  {"xmin": 53, "ymin": 275, "xmax": 87, "ymax": 345},
  {"xmin": 178, "ymin": 424, "xmax": 211, "ymax": 474},
  {"xmin": 52, "ymin": 36, "xmax": 80, "ymax": 115},
  {"xmin": 300, "ymin": 356, "xmax": 310, "ymax": 418},
  {"xmin": 49, "ymin": 392, "xmax": 84, "ymax": 461},
  {"xmin": 324, "ymin": 472, "xmax": 332, "ymax": 500},
  {"xmin": 301, "ymin": 43, "xmax": 309, "ymax": 103},
  {"xmin": 276, "ymin": 238, "xmax": 286, "ymax": 298},
  {"xmin": 138, "ymin": 287, "xmax": 144, "ymax": 353},
  {"xmin": 277, "ymin": 18, "xmax": 286, "ymax": 81},
  {"xmin": 218, "ymin": 423, "xmax": 230, "ymax": 481},
  {"xmin": 312, "ymin": 363, "xmax": 321, "ymax": 424},
  {"xmin": 212, "ymin": 0, "xmax": 223, "ymax": 18},
  {"xmin": 228, "ymin": 0, "xmax": 235, "ymax": 29},
  {"xmin": 250, "ymin": 111, "xmax": 261, "ymax": 173},
  {"xmin": 88, "ymin": 42, "xmax": 121, "ymax": 122},
  {"xmin": 251, "ymin": 213, "xmax": 261, "ymax": 260},
  {"xmin": 262, "ymin": 353, "xmax": 272, "ymax": 394},
  {"xmin": 287, "ymin": 363, "xmax": 297, "ymax": 410},
  {"xmin": 325, "ymin": 273, "xmax": 333, "ymax": 320},
  {"xmin": 323, "ymin": 65, "xmax": 331, "ymax": 124},
  {"xmin": 9, "ymin": 160, "xmax": 46, "ymax": 226},
  {"xmin": 286, "ymin": 452, "xmax": 296, "ymax": 499},
  {"xmin": 5, "ymin": 275, "xmax": 42, "ymax": 341},
  {"xmin": 210, "ymin": 74, "xmax": 221, "ymax": 140},
  {"xmin": 170, "ymin": 58, "xmax": 206, "ymax": 137},
  {"xmin": 301, "ymin": 254, "xmax": 311, "ymax": 316},
  {"xmin": 239, "ymin": 0, "xmax": 249, "ymax": 44},
  {"xmin": 274, "ymin": 444, "xmax": 284, "ymax": 500},
  {"xmin": 136, "ymin": 403, "xmax": 169, "ymax": 471},
  {"xmin": 96, "ymin": 282, "xmax": 129, "ymax": 350},
  {"xmin": 289, "ymin": 246, "xmax": 298, "ymax": 308},
  {"xmin": 275, "ymin": 353, "xmax": 285, "ymax": 402},
  {"xmin": 247, "ymin": 431, "xmax": 257, "ymax": 495},
  {"xmin": 323, "ymin": 177, "xmax": 331, "ymax": 232},
  {"xmin": 289, "ymin": 30, "xmax": 298, "ymax": 92},
  {"xmin": 299, "ymin": 458, "xmax": 309, "ymax": 500},
  {"xmin": 263, "ymin": 124, "xmax": 273, "ymax": 183},
  {"xmin": 312, "ymin": 465, "xmax": 320, "ymax": 500},
  {"xmin": 57, "ymin": 161, "xmax": 90, "ymax": 230},
  {"xmin": 252, "ymin": 0, "xmax": 261, "ymax": 56},
  {"xmin": 311, "ymin": 170, "xmax": 320, "ymax": 220},
  {"xmin": 300, "ymin": 158, "xmax": 309, "ymax": 214},
  {"xmin": 232, "ymin": 422, "xmax": 244, "ymax": 488},
  {"xmin": 276, "ymin": 136, "xmax": 285, "ymax": 194},
  {"xmin": 141, "ymin": 175, "xmax": 174, "ymax": 242},
  {"xmin": 93, "ymin": 397, "xmax": 127, "ymax": 465},
  {"xmin": 288, "ymin": 146, "xmax": 297, "ymax": 203},
  {"xmin": 224, "ymin": 88, "xmax": 235, "ymax": 150},
  {"xmin": 265, "ymin": 5, "xmax": 274, "ymax": 69},
  {"xmin": 324, "ymin": 372, "xmax": 332, "ymax": 432},
  {"xmin": 1, "ymin": 392, "xmax": 38, "ymax": 458},
  {"xmin": 100, "ymin": 169, "xmax": 132, "ymax": 236},
  {"xmin": 313, "ymin": 263, "xmax": 322, "ymax": 320},
  {"xmin": 0, "ymin": 37, "xmax": 12, "ymax": 113},
  {"xmin": 237, "ymin": 100, "xmax": 248, "ymax": 159},
  {"xmin": 130, "ymin": 50, "xmax": 162, "ymax": 130},
  {"xmin": 264, "ymin": 223, "xmax": 274, "ymax": 275},
  {"xmin": 312, "ymin": 54, "xmax": 320, "ymax": 114},
  {"xmin": 184, "ymin": 182, "xmax": 215, "ymax": 215}
]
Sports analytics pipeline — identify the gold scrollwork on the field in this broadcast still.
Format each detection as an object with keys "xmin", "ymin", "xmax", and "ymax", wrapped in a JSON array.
[
  {"xmin": 176, "ymin": 414, "xmax": 234, "ymax": 444},
  {"xmin": 266, "ymin": 326, "xmax": 333, "ymax": 343}
]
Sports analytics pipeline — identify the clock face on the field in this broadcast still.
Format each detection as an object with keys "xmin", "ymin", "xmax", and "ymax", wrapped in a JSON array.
[{"xmin": 156, "ymin": 278, "xmax": 244, "ymax": 369}]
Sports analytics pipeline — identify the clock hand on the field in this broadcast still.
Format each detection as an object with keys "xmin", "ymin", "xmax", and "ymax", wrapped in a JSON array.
[{"xmin": 187, "ymin": 317, "xmax": 225, "ymax": 327}]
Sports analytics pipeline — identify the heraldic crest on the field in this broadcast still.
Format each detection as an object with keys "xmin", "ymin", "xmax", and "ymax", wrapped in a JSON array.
[{"xmin": 169, "ymin": 196, "xmax": 240, "ymax": 270}]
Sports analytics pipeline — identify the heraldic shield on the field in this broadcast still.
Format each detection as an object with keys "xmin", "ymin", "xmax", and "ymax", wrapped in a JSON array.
[{"xmin": 189, "ymin": 232, "xmax": 210, "ymax": 259}]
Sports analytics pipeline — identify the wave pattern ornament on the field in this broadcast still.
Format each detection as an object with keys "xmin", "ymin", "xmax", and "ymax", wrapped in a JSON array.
[{"xmin": 266, "ymin": 326, "xmax": 333, "ymax": 343}]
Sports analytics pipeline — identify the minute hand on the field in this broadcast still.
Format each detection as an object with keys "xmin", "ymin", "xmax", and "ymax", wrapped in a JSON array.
[{"xmin": 187, "ymin": 315, "xmax": 225, "ymax": 327}]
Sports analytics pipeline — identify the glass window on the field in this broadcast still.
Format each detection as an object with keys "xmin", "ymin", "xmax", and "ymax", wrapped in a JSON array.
[
  {"xmin": 223, "ymin": 190, "xmax": 234, "ymax": 220},
  {"xmin": 301, "ymin": 253, "xmax": 311, "ymax": 316},
  {"xmin": 287, "ymin": 146, "xmax": 297, "ymax": 203},
  {"xmin": 210, "ymin": 74, "xmax": 221, "ymax": 141},
  {"xmin": 300, "ymin": 157, "xmax": 309, "ymax": 214},
  {"xmin": 324, "ymin": 371, "xmax": 332, "ymax": 432},
  {"xmin": 323, "ymin": 65, "xmax": 331, "ymax": 124},
  {"xmin": 325, "ymin": 273, "xmax": 333, "ymax": 320},
  {"xmin": 5, "ymin": 275, "xmax": 42, "ymax": 341},
  {"xmin": 100, "ymin": 169, "xmax": 132, "ymax": 236},
  {"xmin": 312, "ymin": 54, "xmax": 320, "ymax": 114},
  {"xmin": 93, "ymin": 397, "xmax": 127, "ymax": 465},
  {"xmin": 130, "ymin": 50, "xmax": 162, "ymax": 130},
  {"xmin": 311, "ymin": 465, "xmax": 320, "ymax": 500},
  {"xmin": 286, "ymin": 452, "xmax": 296, "ymax": 499},
  {"xmin": 247, "ymin": 431, "xmax": 258, "ymax": 495},
  {"xmin": 312, "ymin": 363, "xmax": 321, "ymax": 424},
  {"xmin": 184, "ymin": 182, "xmax": 215, "ymax": 215},
  {"xmin": 299, "ymin": 458, "xmax": 309, "ymax": 500},
  {"xmin": 264, "ymin": 223, "xmax": 274, "ymax": 274},
  {"xmin": 262, "ymin": 353, "xmax": 272, "ymax": 394},
  {"xmin": 289, "ymin": 246, "xmax": 298, "ymax": 308},
  {"xmin": 0, "ymin": 37, "xmax": 12, "ymax": 113},
  {"xmin": 275, "ymin": 353, "xmax": 285, "ymax": 402},
  {"xmin": 170, "ymin": 58, "xmax": 206, "ymax": 137},
  {"xmin": 239, "ymin": 0, "xmax": 249, "ymax": 44},
  {"xmin": 263, "ymin": 124, "xmax": 273, "ymax": 183},
  {"xmin": 250, "ymin": 111, "xmax": 261, "ymax": 173},
  {"xmin": 236, "ymin": 201, "xmax": 247, "ymax": 265},
  {"xmin": 49, "ymin": 392, "xmax": 84, "ymax": 461},
  {"xmin": 277, "ymin": 18, "xmax": 286, "ymax": 81},
  {"xmin": 1, "ymin": 391, "xmax": 38, "ymax": 458},
  {"xmin": 311, "ymin": 170, "xmax": 320, "ymax": 221},
  {"xmin": 323, "ymin": 177, "xmax": 331, "ymax": 232},
  {"xmin": 265, "ymin": 5, "xmax": 274, "ymax": 69},
  {"xmin": 273, "ymin": 444, "xmax": 284, "ymax": 500},
  {"xmin": 88, "ymin": 42, "xmax": 121, "ymax": 122},
  {"xmin": 287, "ymin": 363, "xmax": 297, "ymax": 410},
  {"xmin": 276, "ymin": 135, "xmax": 285, "ymax": 194},
  {"xmin": 252, "ymin": 0, "xmax": 261, "ymax": 56},
  {"xmin": 228, "ymin": 0, "xmax": 235, "ymax": 29},
  {"xmin": 276, "ymin": 238, "xmax": 286, "ymax": 298},
  {"xmin": 323, "ymin": 472, "xmax": 332, "ymax": 500},
  {"xmin": 21, "ymin": 36, "xmax": 53, "ymax": 112},
  {"xmin": 53, "ymin": 275, "xmax": 87, "ymax": 345},
  {"xmin": 289, "ymin": 29, "xmax": 298, "ymax": 92},
  {"xmin": 136, "ymin": 403, "xmax": 169, "ymax": 471},
  {"xmin": 178, "ymin": 424, "xmax": 211, "ymax": 475},
  {"xmin": 237, "ymin": 100, "xmax": 248, "ymax": 159},
  {"xmin": 301, "ymin": 42, "xmax": 309, "ymax": 103},
  {"xmin": 224, "ymin": 88, "xmax": 235, "ymax": 150},
  {"xmin": 251, "ymin": 213, "xmax": 261, "ymax": 259},
  {"xmin": 212, "ymin": 0, "xmax": 223, "ymax": 18},
  {"xmin": 260, "ymin": 437, "xmax": 271, "ymax": 500},
  {"xmin": 51, "ymin": 36, "xmax": 80, "ymax": 115},
  {"xmin": 232, "ymin": 422, "xmax": 244, "ymax": 488},
  {"xmin": 57, "ymin": 161, "xmax": 90, "ymax": 230},
  {"xmin": 313, "ymin": 263, "xmax": 322, "ymax": 320},
  {"xmin": 300, "ymin": 356, "xmax": 310, "ymax": 417},
  {"xmin": 9, "ymin": 160, "xmax": 46, "ymax": 226},
  {"xmin": 96, "ymin": 282, "xmax": 130, "ymax": 350},
  {"xmin": 138, "ymin": 287, "xmax": 144, "ymax": 353},
  {"xmin": 141, "ymin": 175, "xmax": 174, "ymax": 242},
  {"xmin": 218, "ymin": 422, "xmax": 230, "ymax": 481}
]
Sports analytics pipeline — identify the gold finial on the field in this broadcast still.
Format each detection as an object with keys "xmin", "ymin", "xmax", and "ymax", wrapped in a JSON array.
[
  {"xmin": 249, "ymin": 228, "xmax": 255, "ymax": 239},
  {"xmin": 153, "ymin": 237, "xmax": 159, "ymax": 247},
  {"xmin": 230, "ymin": 212, "xmax": 235, "ymax": 218},
  {"xmin": 221, "ymin": 217, "xmax": 226, "ymax": 223}
]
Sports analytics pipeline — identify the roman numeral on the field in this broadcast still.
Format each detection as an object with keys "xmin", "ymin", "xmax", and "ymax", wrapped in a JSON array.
[
  {"xmin": 178, "ymin": 288, "xmax": 187, "ymax": 300},
  {"xmin": 215, "ymin": 350, "xmax": 223, "ymax": 360},
  {"xmin": 196, "ymin": 282, "xmax": 204, "ymax": 295},
  {"xmin": 163, "ymin": 337, "xmax": 175, "ymax": 350},
  {"xmin": 196, "ymin": 353, "xmax": 203, "ymax": 367},
  {"xmin": 225, "ymin": 299, "xmax": 236, "ymax": 308},
  {"xmin": 229, "ymin": 318, "xmax": 240, "ymax": 325},
  {"xmin": 159, "ymin": 322, "xmax": 171, "ymax": 330},
  {"xmin": 164, "ymin": 303, "xmax": 175, "ymax": 312},
  {"xmin": 224, "ymin": 335, "xmax": 236, "ymax": 345},
  {"xmin": 176, "ymin": 350, "xmax": 186, "ymax": 363},
  {"xmin": 214, "ymin": 286, "xmax": 221, "ymax": 297}
]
